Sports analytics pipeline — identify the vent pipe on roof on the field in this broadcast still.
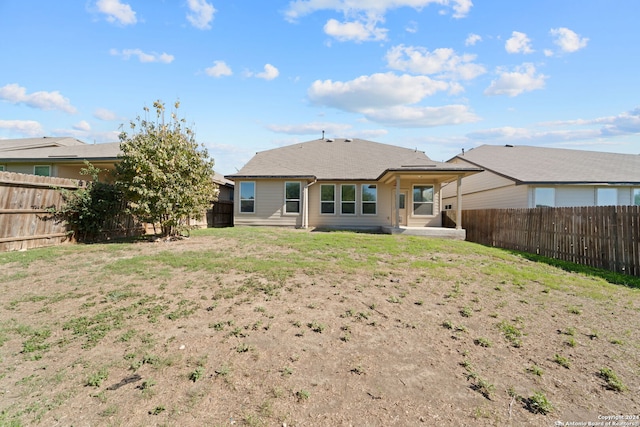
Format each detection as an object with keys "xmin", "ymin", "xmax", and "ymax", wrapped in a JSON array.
[
  {"xmin": 345, "ymin": 138, "xmax": 353, "ymax": 142},
  {"xmin": 462, "ymin": 148, "xmax": 465, "ymax": 156},
  {"xmin": 322, "ymin": 130, "xmax": 325, "ymax": 140}
]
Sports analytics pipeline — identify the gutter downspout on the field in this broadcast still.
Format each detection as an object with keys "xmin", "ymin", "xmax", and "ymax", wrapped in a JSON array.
[{"xmin": 303, "ymin": 179, "xmax": 317, "ymax": 229}]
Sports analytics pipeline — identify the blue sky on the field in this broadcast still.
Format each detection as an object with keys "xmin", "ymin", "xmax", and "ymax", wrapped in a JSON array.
[{"xmin": 1, "ymin": 0, "xmax": 639, "ymax": 175}]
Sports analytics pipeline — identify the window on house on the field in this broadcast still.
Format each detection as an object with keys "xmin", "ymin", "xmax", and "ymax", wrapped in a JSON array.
[
  {"xmin": 634, "ymin": 188, "xmax": 640, "ymax": 206},
  {"xmin": 597, "ymin": 188, "xmax": 617, "ymax": 206},
  {"xmin": 320, "ymin": 184, "xmax": 335, "ymax": 214},
  {"xmin": 535, "ymin": 188, "xmax": 555, "ymax": 207},
  {"xmin": 34, "ymin": 165, "xmax": 51, "ymax": 177},
  {"xmin": 239, "ymin": 181, "xmax": 255, "ymax": 213},
  {"xmin": 362, "ymin": 184, "xmax": 377, "ymax": 215},
  {"xmin": 413, "ymin": 185, "xmax": 434, "ymax": 216},
  {"xmin": 399, "ymin": 193, "xmax": 406, "ymax": 209},
  {"xmin": 0, "ymin": 165, "xmax": 5, "ymax": 171},
  {"xmin": 341, "ymin": 184, "xmax": 356, "ymax": 214},
  {"xmin": 285, "ymin": 181, "xmax": 301, "ymax": 214}
]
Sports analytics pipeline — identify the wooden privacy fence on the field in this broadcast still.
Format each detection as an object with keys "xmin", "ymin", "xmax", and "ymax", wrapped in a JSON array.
[
  {"xmin": 444, "ymin": 206, "xmax": 640, "ymax": 276},
  {"xmin": 0, "ymin": 171, "xmax": 79, "ymax": 251},
  {"xmin": 1, "ymin": 171, "xmax": 233, "ymax": 251}
]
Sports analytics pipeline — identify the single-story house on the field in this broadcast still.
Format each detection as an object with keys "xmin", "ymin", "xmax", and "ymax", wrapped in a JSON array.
[
  {"xmin": 225, "ymin": 138, "xmax": 482, "ymax": 235},
  {"xmin": 442, "ymin": 144, "xmax": 640, "ymax": 210},
  {"xmin": 1, "ymin": 136, "xmax": 234, "ymax": 227},
  {"xmin": 0, "ymin": 137, "xmax": 120, "ymax": 180},
  {"xmin": 0, "ymin": 137, "xmax": 233, "ymax": 198}
]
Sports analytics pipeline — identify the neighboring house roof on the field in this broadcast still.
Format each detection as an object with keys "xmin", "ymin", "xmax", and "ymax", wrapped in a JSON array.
[
  {"xmin": 451, "ymin": 144, "xmax": 640, "ymax": 185},
  {"xmin": 213, "ymin": 172, "xmax": 234, "ymax": 187},
  {"xmin": 0, "ymin": 141, "xmax": 121, "ymax": 163},
  {"xmin": 0, "ymin": 136, "xmax": 86, "ymax": 152},
  {"xmin": 227, "ymin": 138, "xmax": 481, "ymax": 181},
  {"xmin": 1, "ymin": 138, "xmax": 231, "ymax": 184}
]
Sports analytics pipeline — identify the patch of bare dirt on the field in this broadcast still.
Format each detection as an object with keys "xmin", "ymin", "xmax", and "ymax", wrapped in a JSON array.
[{"xmin": 0, "ymin": 231, "xmax": 638, "ymax": 426}]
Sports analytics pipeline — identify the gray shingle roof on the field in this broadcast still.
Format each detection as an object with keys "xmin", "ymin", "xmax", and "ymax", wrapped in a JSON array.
[
  {"xmin": 0, "ymin": 141, "xmax": 121, "ymax": 161},
  {"xmin": 0, "ymin": 137, "xmax": 86, "ymax": 152},
  {"xmin": 452, "ymin": 144, "xmax": 640, "ymax": 184},
  {"xmin": 227, "ymin": 138, "xmax": 479, "ymax": 181}
]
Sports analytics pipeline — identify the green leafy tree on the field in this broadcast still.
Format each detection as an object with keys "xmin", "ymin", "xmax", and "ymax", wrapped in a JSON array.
[{"xmin": 116, "ymin": 101, "xmax": 218, "ymax": 238}]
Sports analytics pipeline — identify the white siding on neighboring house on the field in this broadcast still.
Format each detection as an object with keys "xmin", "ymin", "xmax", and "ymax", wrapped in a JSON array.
[
  {"xmin": 445, "ymin": 184, "xmax": 528, "ymax": 210},
  {"xmin": 553, "ymin": 186, "xmax": 595, "ymax": 207},
  {"xmin": 234, "ymin": 179, "xmax": 302, "ymax": 227}
]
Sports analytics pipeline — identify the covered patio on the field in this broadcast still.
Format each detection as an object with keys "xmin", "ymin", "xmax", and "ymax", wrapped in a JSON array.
[{"xmin": 377, "ymin": 166, "xmax": 482, "ymax": 236}]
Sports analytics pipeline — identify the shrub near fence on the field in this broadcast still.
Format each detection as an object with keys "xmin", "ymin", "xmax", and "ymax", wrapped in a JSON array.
[
  {"xmin": 0, "ymin": 171, "xmax": 146, "ymax": 251},
  {"xmin": 445, "ymin": 206, "xmax": 640, "ymax": 276}
]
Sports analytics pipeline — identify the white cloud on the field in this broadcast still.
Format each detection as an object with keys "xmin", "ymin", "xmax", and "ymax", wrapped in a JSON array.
[
  {"xmin": 385, "ymin": 45, "xmax": 486, "ymax": 80},
  {"xmin": 255, "ymin": 64, "xmax": 279, "ymax": 80},
  {"xmin": 540, "ymin": 108, "xmax": 640, "ymax": 136},
  {"xmin": 205, "ymin": 60, "xmax": 233, "ymax": 77},
  {"xmin": 308, "ymin": 72, "xmax": 449, "ymax": 112},
  {"xmin": 186, "ymin": 0, "xmax": 216, "ymax": 30},
  {"xmin": 110, "ymin": 48, "xmax": 175, "ymax": 63},
  {"xmin": 361, "ymin": 104, "xmax": 480, "ymax": 128},
  {"xmin": 0, "ymin": 83, "xmax": 77, "ymax": 114},
  {"xmin": 73, "ymin": 120, "xmax": 92, "ymax": 132},
  {"xmin": 550, "ymin": 27, "xmax": 588, "ymax": 53},
  {"xmin": 405, "ymin": 20, "xmax": 418, "ymax": 34},
  {"xmin": 0, "ymin": 120, "xmax": 44, "ymax": 136},
  {"xmin": 465, "ymin": 108, "xmax": 640, "ymax": 147},
  {"xmin": 93, "ymin": 108, "xmax": 119, "ymax": 121},
  {"xmin": 505, "ymin": 31, "xmax": 534, "ymax": 54},
  {"xmin": 465, "ymin": 33, "xmax": 482, "ymax": 46},
  {"xmin": 95, "ymin": 0, "xmax": 137, "ymax": 25},
  {"xmin": 484, "ymin": 63, "xmax": 547, "ymax": 97},
  {"xmin": 284, "ymin": 0, "xmax": 473, "ymax": 22},
  {"xmin": 266, "ymin": 122, "xmax": 353, "ymax": 135},
  {"xmin": 324, "ymin": 18, "xmax": 387, "ymax": 42}
]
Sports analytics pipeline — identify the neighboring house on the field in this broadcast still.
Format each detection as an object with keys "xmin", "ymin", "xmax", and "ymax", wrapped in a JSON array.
[
  {"xmin": 2, "ymin": 135, "xmax": 233, "ymax": 220},
  {"xmin": 442, "ymin": 144, "xmax": 640, "ymax": 210},
  {"xmin": 0, "ymin": 137, "xmax": 120, "ymax": 180},
  {"xmin": 213, "ymin": 172, "xmax": 234, "ymax": 202},
  {"xmin": 225, "ymin": 138, "xmax": 482, "ymax": 233}
]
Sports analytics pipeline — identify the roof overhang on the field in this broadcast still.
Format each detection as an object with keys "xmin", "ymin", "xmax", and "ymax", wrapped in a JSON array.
[
  {"xmin": 377, "ymin": 167, "xmax": 483, "ymax": 185},
  {"xmin": 224, "ymin": 175, "xmax": 316, "ymax": 182}
]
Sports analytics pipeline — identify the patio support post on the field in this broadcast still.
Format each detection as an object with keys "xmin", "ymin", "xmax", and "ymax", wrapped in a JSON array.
[
  {"xmin": 456, "ymin": 175, "xmax": 463, "ymax": 230},
  {"xmin": 395, "ymin": 176, "xmax": 401, "ymax": 228},
  {"xmin": 303, "ymin": 180, "xmax": 317, "ymax": 229}
]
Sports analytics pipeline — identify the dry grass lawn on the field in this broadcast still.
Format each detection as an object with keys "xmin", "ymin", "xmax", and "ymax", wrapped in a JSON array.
[{"xmin": 0, "ymin": 227, "xmax": 638, "ymax": 426}]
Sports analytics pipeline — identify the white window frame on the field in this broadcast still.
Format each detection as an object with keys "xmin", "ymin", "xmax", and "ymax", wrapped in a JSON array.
[
  {"xmin": 239, "ymin": 181, "xmax": 256, "ymax": 214},
  {"xmin": 284, "ymin": 181, "xmax": 301, "ymax": 215},
  {"xmin": 34, "ymin": 165, "xmax": 51, "ymax": 177},
  {"xmin": 320, "ymin": 184, "xmax": 336, "ymax": 215},
  {"xmin": 633, "ymin": 188, "xmax": 640, "ymax": 206},
  {"xmin": 340, "ymin": 184, "xmax": 356, "ymax": 215},
  {"xmin": 412, "ymin": 184, "xmax": 434, "ymax": 217},
  {"xmin": 361, "ymin": 184, "xmax": 377, "ymax": 215}
]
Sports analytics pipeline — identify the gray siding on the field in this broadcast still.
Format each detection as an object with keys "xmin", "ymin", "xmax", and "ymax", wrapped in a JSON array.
[
  {"xmin": 444, "ymin": 184, "xmax": 528, "ymax": 210},
  {"xmin": 235, "ymin": 178, "xmax": 444, "ymax": 228},
  {"xmin": 234, "ymin": 179, "xmax": 302, "ymax": 227}
]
